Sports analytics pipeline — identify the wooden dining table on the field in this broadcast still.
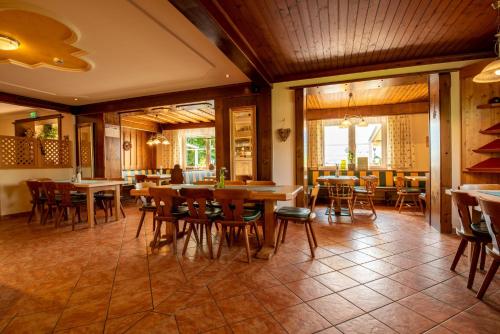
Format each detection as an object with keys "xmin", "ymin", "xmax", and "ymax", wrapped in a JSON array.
[
  {"xmin": 446, "ymin": 188, "xmax": 500, "ymax": 204},
  {"xmin": 71, "ymin": 180, "xmax": 126, "ymax": 227},
  {"xmin": 130, "ymin": 184, "xmax": 303, "ymax": 259}
]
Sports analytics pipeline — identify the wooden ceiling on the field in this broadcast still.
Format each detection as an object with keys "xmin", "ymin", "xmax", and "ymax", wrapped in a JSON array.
[
  {"xmin": 121, "ymin": 101, "xmax": 215, "ymax": 127},
  {"xmin": 199, "ymin": 0, "xmax": 496, "ymax": 82},
  {"xmin": 307, "ymin": 75, "xmax": 429, "ymax": 109}
]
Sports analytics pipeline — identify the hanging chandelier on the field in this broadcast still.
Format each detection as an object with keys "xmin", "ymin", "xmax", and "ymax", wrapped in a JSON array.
[
  {"xmin": 473, "ymin": 1, "xmax": 500, "ymax": 83},
  {"xmin": 339, "ymin": 92, "xmax": 368, "ymax": 128},
  {"xmin": 146, "ymin": 133, "xmax": 170, "ymax": 145}
]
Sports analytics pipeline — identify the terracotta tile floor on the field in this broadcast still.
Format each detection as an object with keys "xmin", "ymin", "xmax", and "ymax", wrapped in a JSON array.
[{"xmin": 0, "ymin": 204, "xmax": 499, "ymax": 334}]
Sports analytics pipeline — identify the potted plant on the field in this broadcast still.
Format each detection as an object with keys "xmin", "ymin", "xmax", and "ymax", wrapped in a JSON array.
[{"xmin": 348, "ymin": 151, "xmax": 356, "ymax": 171}]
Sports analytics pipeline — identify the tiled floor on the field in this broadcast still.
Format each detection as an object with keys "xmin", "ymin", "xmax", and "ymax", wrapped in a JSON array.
[{"xmin": 0, "ymin": 204, "xmax": 499, "ymax": 333}]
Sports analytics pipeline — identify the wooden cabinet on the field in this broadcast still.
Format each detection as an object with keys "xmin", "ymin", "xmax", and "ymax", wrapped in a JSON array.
[{"xmin": 230, "ymin": 106, "xmax": 257, "ymax": 180}]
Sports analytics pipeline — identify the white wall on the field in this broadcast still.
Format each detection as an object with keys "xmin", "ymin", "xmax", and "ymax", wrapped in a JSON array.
[{"xmin": 0, "ymin": 108, "xmax": 76, "ymax": 217}]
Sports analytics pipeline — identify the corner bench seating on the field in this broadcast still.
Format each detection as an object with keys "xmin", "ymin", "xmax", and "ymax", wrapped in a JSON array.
[
  {"xmin": 122, "ymin": 169, "xmax": 216, "ymax": 185},
  {"xmin": 308, "ymin": 169, "xmax": 427, "ymax": 205}
]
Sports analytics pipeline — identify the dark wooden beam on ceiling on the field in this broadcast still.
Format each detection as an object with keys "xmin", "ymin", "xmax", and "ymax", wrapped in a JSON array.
[
  {"xmin": 278, "ymin": 52, "xmax": 492, "ymax": 83},
  {"xmin": 161, "ymin": 121, "xmax": 215, "ymax": 130},
  {"xmin": 0, "ymin": 92, "xmax": 74, "ymax": 113},
  {"xmin": 169, "ymin": 0, "xmax": 272, "ymax": 86},
  {"xmin": 306, "ymin": 102, "xmax": 429, "ymax": 121},
  {"xmin": 77, "ymin": 83, "xmax": 258, "ymax": 114}
]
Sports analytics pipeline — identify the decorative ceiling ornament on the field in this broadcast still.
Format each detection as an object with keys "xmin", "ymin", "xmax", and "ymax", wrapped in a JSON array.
[
  {"xmin": 147, "ymin": 133, "xmax": 170, "ymax": 146},
  {"xmin": 0, "ymin": 9, "xmax": 91, "ymax": 72},
  {"xmin": 474, "ymin": 1, "xmax": 500, "ymax": 83},
  {"xmin": 277, "ymin": 128, "xmax": 291, "ymax": 142}
]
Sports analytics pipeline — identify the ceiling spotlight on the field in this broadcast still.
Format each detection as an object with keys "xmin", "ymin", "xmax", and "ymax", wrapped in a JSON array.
[
  {"xmin": 73, "ymin": 98, "xmax": 78, "ymax": 101},
  {"xmin": 0, "ymin": 34, "xmax": 20, "ymax": 51},
  {"xmin": 225, "ymin": 74, "xmax": 230, "ymax": 78},
  {"xmin": 53, "ymin": 57, "xmax": 64, "ymax": 65}
]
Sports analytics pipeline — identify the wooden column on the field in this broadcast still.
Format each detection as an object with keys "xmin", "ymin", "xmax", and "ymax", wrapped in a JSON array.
[
  {"xmin": 429, "ymin": 73, "xmax": 452, "ymax": 233},
  {"xmin": 295, "ymin": 88, "xmax": 306, "ymax": 207}
]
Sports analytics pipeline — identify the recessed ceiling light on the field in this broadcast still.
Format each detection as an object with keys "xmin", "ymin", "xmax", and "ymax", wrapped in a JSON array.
[
  {"xmin": 225, "ymin": 74, "xmax": 230, "ymax": 78},
  {"xmin": 73, "ymin": 98, "xmax": 78, "ymax": 101},
  {"xmin": 53, "ymin": 57, "xmax": 64, "ymax": 65},
  {"xmin": 0, "ymin": 34, "xmax": 20, "ymax": 50}
]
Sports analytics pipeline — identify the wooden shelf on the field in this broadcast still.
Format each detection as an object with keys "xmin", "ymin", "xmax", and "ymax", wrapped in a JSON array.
[
  {"xmin": 477, "ymin": 103, "xmax": 500, "ymax": 109},
  {"xmin": 466, "ymin": 158, "xmax": 500, "ymax": 173},
  {"xmin": 480, "ymin": 122, "xmax": 500, "ymax": 135},
  {"xmin": 473, "ymin": 139, "xmax": 500, "ymax": 153}
]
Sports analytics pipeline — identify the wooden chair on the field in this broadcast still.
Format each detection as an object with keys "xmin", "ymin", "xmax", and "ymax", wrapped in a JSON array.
[
  {"xmin": 179, "ymin": 188, "xmax": 221, "ymax": 258},
  {"xmin": 149, "ymin": 187, "xmax": 188, "ymax": 252},
  {"xmin": 135, "ymin": 174, "xmax": 147, "ymax": 183},
  {"xmin": 477, "ymin": 198, "xmax": 500, "ymax": 299},
  {"xmin": 40, "ymin": 181, "xmax": 58, "ymax": 225},
  {"xmin": 450, "ymin": 191, "xmax": 491, "ymax": 289},
  {"xmin": 94, "ymin": 178, "xmax": 127, "ymax": 222},
  {"xmin": 327, "ymin": 178, "xmax": 355, "ymax": 222},
  {"xmin": 170, "ymin": 164, "xmax": 184, "ymax": 184},
  {"xmin": 275, "ymin": 184, "xmax": 320, "ymax": 257},
  {"xmin": 246, "ymin": 180, "xmax": 276, "ymax": 186},
  {"xmin": 394, "ymin": 176, "xmax": 422, "ymax": 213},
  {"xmin": 225, "ymin": 180, "xmax": 245, "ymax": 186},
  {"xmin": 135, "ymin": 182, "xmax": 162, "ymax": 238},
  {"xmin": 353, "ymin": 175, "xmax": 378, "ymax": 217},
  {"xmin": 26, "ymin": 180, "xmax": 46, "ymax": 223},
  {"xmin": 214, "ymin": 189, "xmax": 261, "ymax": 263},
  {"xmin": 55, "ymin": 182, "xmax": 87, "ymax": 230}
]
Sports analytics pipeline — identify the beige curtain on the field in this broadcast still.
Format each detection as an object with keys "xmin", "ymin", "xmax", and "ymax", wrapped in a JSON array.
[
  {"xmin": 307, "ymin": 120, "xmax": 324, "ymax": 168},
  {"xmin": 158, "ymin": 130, "xmax": 183, "ymax": 168},
  {"xmin": 387, "ymin": 115, "xmax": 415, "ymax": 169}
]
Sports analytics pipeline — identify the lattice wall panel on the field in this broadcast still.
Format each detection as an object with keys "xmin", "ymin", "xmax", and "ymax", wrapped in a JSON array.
[{"xmin": 0, "ymin": 136, "xmax": 72, "ymax": 169}]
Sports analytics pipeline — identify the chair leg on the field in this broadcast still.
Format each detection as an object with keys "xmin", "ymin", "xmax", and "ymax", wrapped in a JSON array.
[
  {"xmin": 328, "ymin": 200, "xmax": 334, "ymax": 222},
  {"xmin": 394, "ymin": 194, "xmax": 400, "ymax": 208},
  {"xmin": 182, "ymin": 224, "xmax": 193, "ymax": 256},
  {"xmin": 120, "ymin": 203, "xmax": 126, "ymax": 218},
  {"xmin": 305, "ymin": 222, "xmax": 315, "ymax": 257},
  {"xmin": 55, "ymin": 208, "xmax": 64, "ymax": 228},
  {"xmin": 71, "ymin": 207, "xmax": 77, "ymax": 231},
  {"xmin": 243, "ymin": 225, "xmax": 251, "ymax": 263},
  {"xmin": 476, "ymin": 260, "xmax": 499, "ymax": 299},
  {"xmin": 172, "ymin": 222, "xmax": 177, "ymax": 255},
  {"xmin": 281, "ymin": 220, "xmax": 289, "ymax": 243},
  {"xmin": 152, "ymin": 221, "xmax": 162, "ymax": 250},
  {"xmin": 467, "ymin": 241, "xmax": 481, "ymax": 289},
  {"xmin": 27, "ymin": 203, "xmax": 36, "ymax": 223},
  {"xmin": 347, "ymin": 199, "xmax": 354, "ymax": 222},
  {"xmin": 308, "ymin": 221, "xmax": 318, "ymax": 247},
  {"xmin": 252, "ymin": 221, "xmax": 260, "ymax": 247},
  {"xmin": 450, "ymin": 238, "xmax": 468, "ymax": 271},
  {"xmin": 135, "ymin": 210, "xmax": 147, "ymax": 238},
  {"xmin": 398, "ymin": 196, "xmax": 405, "ymax": 213},
  {"xmin": 217, "ymin": 226, "xmax": 227, "ymax": 258},
  {"xmin": 206, "ymin": 223, "xmax": 213, "ymax": 259},
  {"xmin": 275, "ymin": 220, "xmax": 285, "ymax": 254},
  {"xmin": 480, "ymin": 243, "xmax": 486, "ymax": 271}
]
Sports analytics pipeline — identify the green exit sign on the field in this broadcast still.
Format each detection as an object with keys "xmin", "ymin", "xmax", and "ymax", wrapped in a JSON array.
[{"xmin": 29, "ymin": 111, "xmax": 37, "ymax": 119}]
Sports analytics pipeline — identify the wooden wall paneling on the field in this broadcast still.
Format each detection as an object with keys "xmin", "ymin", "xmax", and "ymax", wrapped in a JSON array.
[
  {"xmin": 460, "ymin": 64, "xmax": 500, "ymax": 184},
  {"xmin": 104, "ymin": 111, "xmax": 122, "ymax": 179},
  {"xmin": 295, "ymin": 88, "xmax": 306, "ymax": 207},
  {"xmin": 120, "ymin": 127, "xmax": 156, "ymax": 171},
  {"xmin": 76, "ymin": 113, "xmax": 105, "ymax": 178},
  {"xmin": 429, "ymin": 73, "xmax": 452, "ymax": 233}
]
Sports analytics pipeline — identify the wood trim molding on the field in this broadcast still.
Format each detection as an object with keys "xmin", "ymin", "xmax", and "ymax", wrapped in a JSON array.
[
  {"xmin": 161, "ymin": 121, "xmax": 215, "ymax": 130},
  {"xmin": 295, "ymin": 88, "xmax": 306, "ymax": 207},
  {"xmin": 170, "ymin": 0, "xmax": 272, "ymax": 85},
  {"xmin": 0, "ymin": 92, "xmax": 73, "ymax": 113},
  {"xmin": 306, "ymin": 102, "xmax": 429, "ymax": 120}
]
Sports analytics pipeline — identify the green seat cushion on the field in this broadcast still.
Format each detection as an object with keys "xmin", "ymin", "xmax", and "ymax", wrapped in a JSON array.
[
  {"xmin": 275, "ymin": 206, "xmax": 311, "ymax": 220},
  {"xmin": 242, "ymin": 209, "xmax": 261, "ymax": 222},
  {"xmin": 471, "ymin": 222, "xmax": 490, "ymax": 237},
  {"xmin": 172, "ymin": 206, "xmax": 189, "ymax": 217},
  {"xmin": 400, "ymin": 188, "xmax": 421, "ymax": 193},
  {"xmin": 94, "ymin": 193, "xmax": 114, "ymax": 199},
  {"xmin": 205, "ymin": 208, "xmax": 222, "ymax": 219},
  {"xmin": 140, "ymin": 203, "xmax": 156, "ymax": 211}
]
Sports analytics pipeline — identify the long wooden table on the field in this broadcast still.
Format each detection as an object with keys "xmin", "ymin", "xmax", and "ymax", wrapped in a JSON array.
[
  {"xmin": 130, "ymin": 184, "xmax": 303, "ymax": 259},
  {"xmin": 72, "ymin": 180, "xmax": 126, "ymax": 227},
  {"xmin": 316, "ymin": 175, "xmax": 359, "ymax": 182},
  {"xmin": 445, "ymin": 188, "xmax": 500, "ymax": 204}
]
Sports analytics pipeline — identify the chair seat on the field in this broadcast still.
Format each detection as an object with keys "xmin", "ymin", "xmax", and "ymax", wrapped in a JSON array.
[
  {"xmin": 276, "ymin": 206, "xmax": 311, "ymax": 220},
  {"xmin": 418, "ymin": 193, "xmax": 426, "ymax": 201},
  {"xmin": 206, "ymin": 208, "xmax": 222, "ymax": 219},
  {"xmin": 353, "ymin": 186, "xmax": 373, "ymax": 194},
  {"xmin": 242, "ymin": 209, "xmax": 261, "ymax": 222},
  {"xmin": 172, "ymin": 206, "xmax": 189, "ymax": 217},
  {"xmin": 94, "ymin": 193, "xmax": 114, "ymax": 199},
  {"xmin": 471, "ymin": 222, "xmax": 491, "ymax": 237},
  {"xmin": 140, "ymin": 203, "xmax": 157, "ymax": 212},
  {"xmin": 399, "ymin": 188, "xmax": 421, "ymax": 194}
]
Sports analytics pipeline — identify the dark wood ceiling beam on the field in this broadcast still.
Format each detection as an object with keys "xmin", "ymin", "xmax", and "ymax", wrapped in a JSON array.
[
  {"xmin": 169, "ymin": 0, "xmax": 272, "ymax": 86},
  {"xmin": 77, "ymin": 83, "xmax": 257, "ymax": 114},
  {"xmin": 278, "ymin": 51, "xmax": 492, "ymax": 83},
  {"xmin": 0, "ymin": 92, "xmax": 74, "ymax": 113},
  {"xmin": 306, "ymin": 101, "xmax": 429, "ymax": 120},
  {"xmin": 161, "ymin": 121, "xmax": 215, "ymax": 130}
]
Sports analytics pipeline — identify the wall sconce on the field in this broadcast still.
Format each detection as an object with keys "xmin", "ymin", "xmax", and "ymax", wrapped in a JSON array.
[{"xmin": 277, "ymin": 128, "xmax": 291, "ymax": 142}]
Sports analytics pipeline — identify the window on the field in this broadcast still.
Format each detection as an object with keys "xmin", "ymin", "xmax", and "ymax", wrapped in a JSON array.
[
  {"xmin": 323, "ymin": 117, "xmax": 386, "ymax": 168},
  {"xmin": 185, "ymin": 136, "xmax": 215, "ymax": 169},
  {"xmin": 324, "ymin": 125, "xmax": 349, "ymax": 166}
]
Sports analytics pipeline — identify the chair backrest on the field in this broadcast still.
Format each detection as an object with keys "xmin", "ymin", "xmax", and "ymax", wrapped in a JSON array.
[
  {"xmin": 41, "ymin": 181, "xmax": 58, "ymax": 205},
  {"xmin": 451, "ymin": 190, "xmax": 477, "ymax": 236},
  {"xmin": 135, "ymin": 174, "xmax": 147, "ymax": 183},
  {"xmin": 56, "ymin": 182, "xmax": 76, "ymax": 207},
  {"xmin": 363, "ymin": 176, "xmax": 378, "ymax": 194},
  {"xmin": 327, "ymin": 179, "xmax": 354, "ymax": 198},
  {"xmin": 214, "ymin": 189, "xmax": 250, "ymax": 222},
  {"xmin": 246, "ymin": 180, "xmax": 276, "ymax": 186},
  {"xmin": 225, "ymin": 180, "xmax": 245, "ymax": 186},
  {"xmin": 478, "ymin": 198, "xmax": 500, "ymax": 255},
  {"xmin": 170, "ymin": 164, "xmax": 184, "ymax": 184},
  {"xmin": 193, "ymin": 180, "xmax": 217, "ymax": 185},
  {"xmin": 459, "ymin": 184, "xmax": 500, "ymax": 190},
  {"xmin": 26, "ymin": 180, "xmax": 41, "ymax": 202},
  {"xmin": 395, "ymin": 176, "xmax": 405, "ymax": 192},
  {"xmin": 309, "ymin": 184, "xmax": 320, "ymax": 212},
  {"xmin": 179, "ymin": 188, "xmax": 213, "ymax": 219},
  {"xmin": 149, "ymin": 187, "xmax": 181, "ymax": 218}
]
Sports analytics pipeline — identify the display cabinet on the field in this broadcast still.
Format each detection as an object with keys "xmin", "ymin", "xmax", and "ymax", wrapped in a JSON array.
[{"xmin": 230, "ymin": 106, "xmax": 257, "ymax": 181}]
